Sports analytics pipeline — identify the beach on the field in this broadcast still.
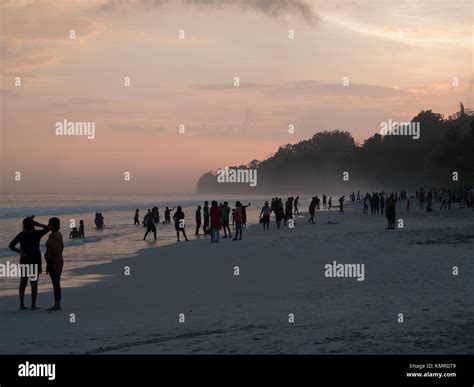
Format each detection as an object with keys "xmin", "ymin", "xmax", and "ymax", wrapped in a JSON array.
[{"xmin": 0, "ymin": 202, "xmax": 472, "ymax": 354}]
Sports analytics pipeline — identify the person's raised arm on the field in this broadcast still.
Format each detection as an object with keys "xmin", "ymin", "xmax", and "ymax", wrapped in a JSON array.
[{"xmin": 33, "ymin": 219, "xmax": 48, "ymax": 229}]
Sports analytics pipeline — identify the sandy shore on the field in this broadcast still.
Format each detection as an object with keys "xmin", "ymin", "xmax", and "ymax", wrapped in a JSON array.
[{"xmin": 0, "ymin": 204, "xmax": 473, "ymax": 354}]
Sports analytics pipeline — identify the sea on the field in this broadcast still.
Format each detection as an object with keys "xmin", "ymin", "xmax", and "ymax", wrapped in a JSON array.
[{"xmin": 0, "ymin": 193, "xmax": 281, "ymax": 295}]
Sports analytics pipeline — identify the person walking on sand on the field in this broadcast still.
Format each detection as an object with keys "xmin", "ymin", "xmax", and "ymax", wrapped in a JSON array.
[
  {"xmin": 260, "ymin": 201, "xmax": 272, "ymax": 230},
  {"xmin": 380, "ymin": 193, "xmax": 385, "ymax": 215},
  {"xmin": 233, "ymin": 202, "xmax": 243, "ymax": 240},
  {"xmin": 338, "ymin": 196, "xmax": 345, "ymax": 214},
  {"xmin": 203, "ymin": 201, "xmax": 210, "ymax": 235},
  {"xmin": 8, "ymin": 216, "xmax": 50, "ymax": 310},
  {"xmin": 44, "ymin": 217, "xmax": 63, "ymax": 311},
  {"xmin": 210, "ymin": 201, "xmax": 222, "ymax": 242},
  {"xmin": 173, "ymin": 206, "xmax": 189, "ymax": 242},
  {"xmin": 133, "ymin": 209, "xmax": 140, "ymax": 225},
  {"xmin": 308, "ymin": 197, "xmax": 316, "ymax": 224},
  {"xmin": 328, "ymin": 196, "xmax": 332, "ymax": 210},
  {"xmin": 274, "ymin": 198, "xmax": 285, "ymax": 229},
  {"xmin": 294, "ymin": 196, "xmax": 300, "ymax": 215},
  {"xmin": 195, "ymin": 205, "xmax": 202, "ymax": 236},
  {"xmin": 284, "ymin": 197, "xmax": 293, "ymax": 225},
  {"xmin": 221, "ymin": 201, "xmax": 231, "ymax": 238},
  {"xmin": 385, "ymin": 195, "xmax": 396, "ymax": 229},
  {"xmin": 143, "ymin": 210, "xmax": 157, "ymax": 241}
]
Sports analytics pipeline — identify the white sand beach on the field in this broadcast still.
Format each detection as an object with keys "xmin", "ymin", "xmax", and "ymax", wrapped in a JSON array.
[{"xmin": 0, "ymin": 204, "xmax": 473, "ymax": 354}]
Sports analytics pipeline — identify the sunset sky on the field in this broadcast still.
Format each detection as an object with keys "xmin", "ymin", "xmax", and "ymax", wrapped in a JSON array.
[{"xmin": 1, "ymin": 0, "xmax": 472, "ymax": 193}]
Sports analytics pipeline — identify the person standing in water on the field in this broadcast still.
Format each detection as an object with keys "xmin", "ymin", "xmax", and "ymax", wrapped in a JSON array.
[
  {"xmin": 195, "ymin": 205, "xmax": 202, "ymax": 236},
  {"xmin": 133, "ymin": 209, "xmax": 140, "ymax": 225},
  {"xmin": 210, "ymin": 201, "xmax": 222, "ymax": 242},
  {"xmin": 164, "ymin": 207, "xmax": 175, "ymax": 224},
  {"xmin": 69, "ymin": 227, "xmax": 80, "ymax": 239},
  {"xmin": 143, "ymin": 210, "xmax": 157, "ymax": 241},
  {"xmin": 44, "ymin": 217, "xmax": 64, "ymax": 311},
  {"xmin": 8, "ymin": 216, "xmax": 50, "ymax": 310},
  {"xmin": 233, "ymin": 202, "xmax": 243, "ymax": 240},
  {"xmin": 203, "ymin": 201, "xmax": 210, "ymax": 235},
  {"xmin": 173, "ymin": 206, "xmax": 189, "ymax": 242},
  {"xmin": 221, "ymin": 201, "xmax": 231, "ymax": 238},
  {"xmin": 260, "ymin": 201, "xmax": 272, "ymax": 230},
  {"xmin": 79, "ymin": 220, "xmax": 85, "ymax": 238}
]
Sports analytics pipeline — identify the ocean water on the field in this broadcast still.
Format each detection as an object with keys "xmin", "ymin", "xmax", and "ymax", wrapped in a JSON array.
[{"xmin": 0, "ymin": 193, "xmax": 277, "ymax": 295}]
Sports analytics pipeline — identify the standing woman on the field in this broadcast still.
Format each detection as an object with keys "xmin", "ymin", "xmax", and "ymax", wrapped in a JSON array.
[
  {"xmin": 44, "ymin": 217, "xmax": 64, "ymax": 311},
  {"xmin": 8, "ymin": 217, "xmax": 50, "ymax": 310}
]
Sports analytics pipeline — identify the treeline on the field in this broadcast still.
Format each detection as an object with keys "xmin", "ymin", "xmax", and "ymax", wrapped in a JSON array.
[{"xmin": 196, "ymin": 107, "xmax": 474, "ymax": 194}]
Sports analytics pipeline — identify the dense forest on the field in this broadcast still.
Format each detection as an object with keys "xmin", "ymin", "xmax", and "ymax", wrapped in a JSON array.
[{"xmin": 196, "ymin": 106, "xmax": 474, "ymax": 194}]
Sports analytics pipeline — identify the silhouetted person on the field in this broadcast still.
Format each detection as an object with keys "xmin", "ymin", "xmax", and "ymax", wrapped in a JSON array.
[
  {"xmin": 9, "ymin": 216, "xmax": 49, "ymax": 310},
  {"xmin": 195, "ymin": 205, "xmax": 202, "ymax": 236},
  {"xmin": 44, "ymin": 217, "xmax": 63, "ymax": 311},
  {"xmin": 203, "ymin": 201, "xmax": 210, "ymax": 235},
  {"xmin": 173, "ymin": 206, "xmax": 189, "ymax": 241},
  {"xmin": 385, "ymin": 195, "xmax": 396, "ymax": 229},
  {"xmin": 210, "ymin": 201, "xmax": 221, "ymax": 242},
  {"xmin": 95, "ymin": 212, "xmax": 104, "ymax": 229},
  {"xmin": 308, "ymin": 197, "xmax": 316, "ymax": 224},
  {"xmin": 69, "ymin": 227, "xmax": 80, "ymax": 239},
  {"xmin": 233, "ymin": 202, "xmax": 243, "ymax": 240},
  {"xmin": 338, "ymin": 196, "xmax": 345, "ymax": 214},
  {"xmin": 260, "ymin": 201, "xmax": 272, "ymax": 230},
  {"xmin": 274, "ymin": 198, "xmax": 285, "ymax": 229},
  {"xmin": 221, "ymin": 201, "xmax": 231, "ymax": 238},
  {"xmin": 79, "ymin": 220, "xmax": 85, "ymax": 238},
  {"xmin": 294, "ymin": 196, "xmax": 300, "ymax": 215},
  {"xmin": 143, "ymin": 210, "xmax": 157, "ymax": 241},
  {"xmin": 164, "ymin": 206, "xmax": 175, "ymax": 224},
  {"xmin": 284, "ymin": 197, "xmax": 293, "ymax": 224},
  {"xmin": 133, "ymin": 209, "xmax": 140, "ymax": 225}
]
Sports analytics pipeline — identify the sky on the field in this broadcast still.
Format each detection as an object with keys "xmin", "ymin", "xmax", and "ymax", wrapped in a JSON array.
[{"xmin": 0, "ymin": 0, "xmax": 472, "ymax": 193}]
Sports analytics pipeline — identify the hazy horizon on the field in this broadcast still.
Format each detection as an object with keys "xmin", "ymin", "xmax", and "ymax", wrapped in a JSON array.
[{"xmin": 1, "ymin": 0, "xmax": 472, "ymax": 193}]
